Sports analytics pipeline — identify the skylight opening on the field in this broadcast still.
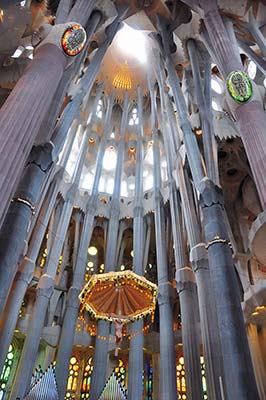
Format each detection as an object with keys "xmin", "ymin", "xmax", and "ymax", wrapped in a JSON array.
[{"xmin": 116, "ymin": 24, "xmax": 147, "ymax": 64}]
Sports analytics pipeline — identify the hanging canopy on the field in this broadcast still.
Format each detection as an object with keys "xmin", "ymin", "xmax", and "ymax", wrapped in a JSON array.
[{"xmin": 79, "ymin": 270, "xmax": 157, "ymax": 324}]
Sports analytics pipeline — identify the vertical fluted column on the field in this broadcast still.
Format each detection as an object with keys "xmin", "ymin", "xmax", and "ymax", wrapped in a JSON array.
[
  {"xmin": 0, "ymin": 143, "xmax": 54, "ymax": 318},
  {"xmin": 176, "ymin": 268, "xmax": 203, "ymax": 400},
  {"xmin": 153, "ymin": 129, "xmax": 177, "ymax": 400},
  {"xmin": 157, "ymin": 69, "xmax": 203, "ymax": 399},
  {"xmin": 128, "ymin": 87, "xmax": 144, "ymax": 400},
  {"xmin": 200, "ymin": 3, "xmax": 266, "ymax": 208},
  {"xmin": 10, "ymin": 112, "xmax": 97, "ymax": 397},
  {"xmin": 199, "ymin": 179, "xmax": 258, "ymax": 399},
  {"xmin": 187, "ymin": 39, "xmax": 219, "ymax": 184},
  {"xmin": 0, "ymin": 36, "xmax": 106, "ymax": 318},
  {"xmin": 90, "ymin": 94, "xmax": 129, "ymax": 400},
  {"xmin": 55, "ymin": 191, "xmax": 99, "ymax": 397},
  {"xmin": 158, "ymin": 18, "xmax": 258, "ymax": 399},
  {"xmin": 190, "ymin": 244, "xmax": 222, "ymax": 400},
  {"xmin": 72, "ymin": 212, "xmax": 82, "ymax": 268},
  {"xmin": 10, "ymin": 274, "xmax": 54, "ymax": 399},
  {"xmin": 0, "ymin": 176, "xmax": 60, "ymax": 373},
  {"xmin": 247, "ymin": 324, "xmax": 266, "ymax": 399},
  {"xmin": 0, "ymin": 258, "xmax": 34, "ymax": 374},
  {"xmin": 0, "ymin": 41, "xmax": 67, "ymax": 227}
]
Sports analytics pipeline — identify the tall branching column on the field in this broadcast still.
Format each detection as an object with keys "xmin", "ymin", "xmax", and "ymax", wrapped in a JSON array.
[
  {"xmin": 158, "ymin": 17, "xmax": 259, "ymax": 399},
  {"xmin": 200, "ymin": 1, "xmax": 266, "ymax": 208},
  {"xmin": 10, "ymin": 96, "xmax": 105, "ymax": 398},
  {"xmin": 128, "ymin": 88, "xmax": 145, "ymax": 400},
  {"xmin": 90, "ymin": 93, "xmax": 129, "ymax": 400},
  {"xmin": 0, "ymin": 18, "xmax": 118, "ymax": 319},
  {"xmin": 157, "ymin": 67, "xmax": 203, "ymax": 400}
]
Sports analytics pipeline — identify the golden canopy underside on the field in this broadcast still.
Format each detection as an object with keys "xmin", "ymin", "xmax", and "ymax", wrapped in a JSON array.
[{"xmin": 79, "ymin": 270, "xmax": 157, "ymax": 323}]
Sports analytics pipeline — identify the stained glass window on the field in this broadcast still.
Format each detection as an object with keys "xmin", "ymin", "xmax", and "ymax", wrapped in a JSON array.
[
  {"xmin": 145, "ymin": 363, "xmax": 153, "ymax": 400},
  {"xmin": 65, "ymin": 356, "xmax": 80, "ymax": 399},
  {"xmin": 129, "ymin": 108, "xmax": 139, "ymax": 126},
  {"xmin": 80, "ymin": 357, "xmax": 93, "ymax": 399},
  {"xmin": 200, "ymin": 356, "xmax": 208, "ymax": 400},
  {"xmin": 176, "ymin": 356, "xmax": 186, "ymax": 400},
  {"xmin": 176, "ymin": 355, "xmax": 208, "ymax": 399},
  {"xmin": 115, "ymin": 359, "xmax": 126, "ymax": 387},
  {"xmin": 0, "ymin": 344, "xmax": 15, "ymax": 400},
  {"xmin": 96, "ymin": 99, "xmax": 103, "ymax": 119}
]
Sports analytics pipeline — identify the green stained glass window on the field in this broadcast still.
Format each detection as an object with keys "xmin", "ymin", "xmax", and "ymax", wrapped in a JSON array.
[
  {"xmin": 0, "ymin": 344, "xmax": 15, "ymax": 400},
  {"xmin": 227, "ymin": 71, "xmax": 252, "ymax": 103},
  {"xmin": 115, "ymin": 359, "xmax": 126, "ymax": 387}
]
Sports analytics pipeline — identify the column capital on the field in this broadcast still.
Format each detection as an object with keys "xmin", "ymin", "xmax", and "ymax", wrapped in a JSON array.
[
  {"xmin": 175, "ymin": 267, "xmax": 197, "ymax": 293},
  {"xmin": 157, "ymin": 282, "xmax": 174, "ymax": 305},
  {"xmin": 190, "ymin": 243, "xmax": 209, "ymax": 273},
  {"xmin": 199, "ymin": 178, "xmax": 224, "ymax": 208},
  {"xmin": 15, "ymin": 257, "xmax": 35, "ymax": 285},
  {"xmin": 36, "ymin": 274, "xmax": 54, "ymax": 299},
  {"xmin": 27, "ymin": 143, "xmax": 54, "ymax": 172}
]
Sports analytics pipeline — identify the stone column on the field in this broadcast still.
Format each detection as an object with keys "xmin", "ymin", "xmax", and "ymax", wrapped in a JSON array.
[
  {"xmin": 72, "ymin": 212, "xmax": 82, "ymax": 268},
  {"xmin": 55, "ymin": 205, "xmax": 95, "ymax": 399},
  {"xmin": 37, "ymin": 9, "xmax": 101, "ymax": 144},
  {"xmin": 0, "ymin": 176, "xmax": 60, "ymax": 371},
  {"xmin": 153, "ymin": 130, "xmax": 177, "ymax": 400},
  {"xmin": 190, "ymin": 244, "xmax": 223, "ymax": 400},
  {"xmin": 158, "ymin": 19, "xmax": 258, "ymax": 399},
  {"xmin": 56, "ymin": 287, "xmax": 80, "ymax": 400},
  {"xmin": 0, "ymin": 35, "xmax": 68, "ymax": 226},
  {"xmin": 187, "ymin": 39, "xmax": 219, "ymax": 184},
  {"xmin": 90, "ymin": 94, "xmax": 129, "ymax": 399},
  {"xmin": 247, "ymin": 324, "xmax": 266, "ymax": 399},
  {"xmin": 53, "ymin": 86, "xmax": 106, "ymax": 386},
  {"xmin": 176, "ymin": 268, "xmax": 203, "ymax": 400},
  {"xmin": 0, "ymin": 143, "xmax": 53, "ymax": 318},
  {"xmin": 10, "ymin": 274, "xmax": 54, "ymax": 399},
  {"xmin": 128, "ymin": 87, "xmax": 144, "ymax": 400},
  {"xmin": 199, "ymin": 1, "xmax": 266, "ymax": 208},
  {"xmin": 199, "ymin": 179, "xmax": 259, "ymax": 399},
  {"xmin": 0, "ymin": 257, "xmax": 34, "ymax": 373}
]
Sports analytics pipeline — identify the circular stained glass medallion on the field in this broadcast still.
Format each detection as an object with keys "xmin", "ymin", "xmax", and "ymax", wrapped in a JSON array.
[
  {"xmin": 227, "ymin": 71, "xmax": 252, "ymax": 103},
  {"xmin": 62, "ymin": 24, "xmax": 86, "ymax": 56}
]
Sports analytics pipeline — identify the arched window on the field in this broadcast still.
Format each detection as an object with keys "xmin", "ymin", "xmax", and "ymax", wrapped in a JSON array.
[
  {"xmin": 200, "ymin": 356, "xmax": 208, "ymax": 400},
  {"xmin": 176, "ymin": 355, "xmax": 208, "ymax": 399},
  {"xmin": 176, "ymin": 356, "xmax": 186, "ymax": 399},
  {"xmin": 80, "ymin": 357, "xmax": 93, "ymax": 399},
  {"xmin": 0, "ymin": 344, "xmax": 15, "ymax": 400},
  {"xmin": 96, "ymin": 99, "xmax": 103, "ymax": 119},
  {"xmin": 115, "ymin": 359, "xmax": 126, "ymax": 388},
  {"xmin": 141, "ymin": 363, "xmax": 153, "ymax": 399},
  {"xmin": 129, "ymin": 107, "xmax": 139, "ymax": 126},
  {"xmin": 65, "ymin": 356, "xmax": 80, "ymax": 399}
]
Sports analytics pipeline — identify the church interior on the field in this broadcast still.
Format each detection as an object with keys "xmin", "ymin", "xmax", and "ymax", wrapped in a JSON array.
[{"xmin": 0, "ymin": 0, "xmax": 266, "ymax": 399}]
